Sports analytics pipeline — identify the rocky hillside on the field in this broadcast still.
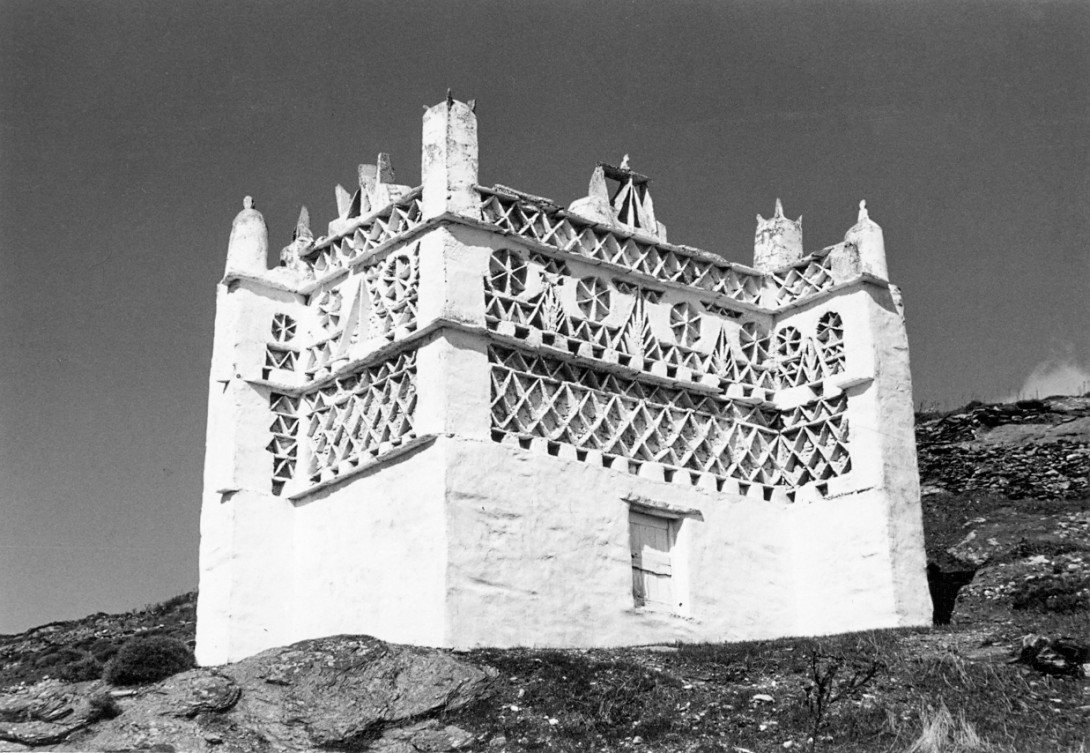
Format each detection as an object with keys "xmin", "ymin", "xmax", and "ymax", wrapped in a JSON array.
[
  {"xmin": 0, "ymin": 594, "xmax": 196, "ymax": 690},
  {"xmin": 1, "ymin": 395, "xmax": 1087, "ymax": 752}
]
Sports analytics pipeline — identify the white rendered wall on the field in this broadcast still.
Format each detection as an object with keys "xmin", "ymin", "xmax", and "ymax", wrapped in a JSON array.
[
  {"xmin": 200, "ymin": 427, "xmax": 929, "ymax": 664},
  {"xmin": 195, "ymin": 489, "xmax": 296, "ymax": 664},
  {"xmin": 772, "ymin": 282, "xmax": 931, "ymax": 631},
  {"xmin": 441, "ymin": 436, "xmax": 928, "ymax": 648},
  {"xmin": 198, "ymin": 280, "xmax": 302, "ymax": 665},
  {"xmin": 287, "ymin": 439, "xmax": 449, "ymax": 647}
]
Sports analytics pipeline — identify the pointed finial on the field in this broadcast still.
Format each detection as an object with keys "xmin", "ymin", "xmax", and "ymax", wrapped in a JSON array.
[
  {"xmin": 295, "ymin": 206, "xmax": 312, "ymax": 241},
  {"xmin": 619, "ymin": 154, "xmax": 630, "ymax": 171},
  {"xmin": 858, "ymin": 199, "xmax": 869, "ymax": 223},
  {"xmin": 243, "ymin": 196, "xmax": 254, "ymax": 210},
  {"xmin": 774, "ymin": 198, "xmax": 784, "ymax": 218},
  {"xmin": 446, "ymin": 88, "xmax": 454, "ymax": 108},
  {"xmin": 467, "ymin": 98, "xmax": 476, "ymax": 113}
]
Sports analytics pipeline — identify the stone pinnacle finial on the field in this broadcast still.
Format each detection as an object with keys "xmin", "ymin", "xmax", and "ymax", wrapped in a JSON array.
[
  {"xmin": 619, "ymin": 154, "xmax": 630, "ymax": 171},
  {"xmin": 226, "ymin": 195, "xmax": 268, "ymax": 276},
  {"xmin": 845, "ymin": 198, "xmax": 887, "ymax": 279},
  {"xmin": 376, "ymin": 153, "xmax": 395, "ymax": 183},
  {"xmin": 295, "ymin": 206, "xmax": 312, "ymax": 241},
  {"xmin": 754, "ymin": 198, "xmax": 803, "ymax": 271},
  {"xmin": 421, "ymin": 90, "xmax": 480, "ymax": 220}
]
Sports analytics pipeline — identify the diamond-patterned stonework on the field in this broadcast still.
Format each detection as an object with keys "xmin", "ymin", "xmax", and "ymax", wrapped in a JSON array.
[
  {"xmin": 303, "ymin": 350, "xmax": 417, "ymax": 484},
  {"xmin": 268, "ymin": 393, "xmax": 300, "ymax": 495},
  {"xmin": 479, "ymin": 189, "xmax": 765, "ymax": 304},
  {"xmin": 302, "ymin": 190, "xmax": 424, "ymax": 276},
  {"xmin": 490, "ymin": 345, "xmax": 850, "ymax": 494}
]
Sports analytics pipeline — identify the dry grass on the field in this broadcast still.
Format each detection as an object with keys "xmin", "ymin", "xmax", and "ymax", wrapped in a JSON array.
[{"xmin": 904, "ymin": 703, "xmax": 1002, "ymax": 753}]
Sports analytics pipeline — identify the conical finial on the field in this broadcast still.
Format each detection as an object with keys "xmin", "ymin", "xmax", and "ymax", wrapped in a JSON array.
[
  {"xmin": 774, "ymin": 198, "xmax": 784, "ymax": 218},
  {"xmin": 467, "ymin": 98, "xmax": 476, "ymax": 113},
  {"xmin": 227, "ymin": 195, "xmax": 268, "ymax": 275},
  {"xmin": 295, "ymin": 206, "xmax": 312, "ymax": 241},
  {"xmin": 619, "ymin": 154, "xmax": 631, "ymax": 171},
  {"xmin": 588, "ymin": 165, "xmax": 609, "ymax": 200},
  {"xmin": 844, "ymin": 198, "xmax": 887, "ymax": 278}
]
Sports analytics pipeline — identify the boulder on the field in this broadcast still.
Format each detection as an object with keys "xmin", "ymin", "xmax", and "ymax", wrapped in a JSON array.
[
  {"xmin": 0, "ymin": 635, "xmax": 494, "ymax": 752},
  {"xmin": 141, "ymin": 670, "xmax": 241, "ymax": 718},
  {"xmin": 227, "ymin": 634, "xmax": 494, "ymax": 750},
  {"xmin": 0, "ymin": 680, "xmax": 117, "ymax": 747},
  {"xmin": 1015, "ymin": 634, "xmax": 1089, "ymax": 677}
]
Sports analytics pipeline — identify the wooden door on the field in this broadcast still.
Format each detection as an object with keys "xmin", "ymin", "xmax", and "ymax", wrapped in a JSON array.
[{"xmin": 630, "ymin": 511, "xmax": 673, "ymax": 610}]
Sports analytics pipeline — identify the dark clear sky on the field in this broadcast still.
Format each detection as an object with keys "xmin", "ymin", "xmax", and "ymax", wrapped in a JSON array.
[{"xmin": 1, "ymin": 0, "xmax": 1087, "ymax": 633}]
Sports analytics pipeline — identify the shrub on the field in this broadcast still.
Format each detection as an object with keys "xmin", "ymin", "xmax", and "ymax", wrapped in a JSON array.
[
  {"xmin": 88, "ymin": 692, "xmax": 122, "ymax": 719},
  {"xmin": 1011, "ymin": 537, "xmax": 1080, "ymax": 560},
  {"xmin": 59, "ymin": 654, "xmax": 104, "ymax": 682},
  {"xmin": 103, "ymin": 636, "xmax": 195, "ymax": 686},
  {"xmin": 1011, "ymin": 574, "xmax": 1090, "ymax": 613},
  {"xmin": 34, "ymin": 647, "xmax": 84, "ymax": 669},
  {"xmin": 89, "ymin": 639, "xmax": 119, "ymax": 663}
]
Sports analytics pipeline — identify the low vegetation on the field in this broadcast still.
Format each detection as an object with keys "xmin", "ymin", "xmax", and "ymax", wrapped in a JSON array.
[
  {"xmin": 102, "ymin": 636, "xmax": 195, "ymax": 686},
  {"xmin": 0, "ymin": 591, "xmax": 195, "ymax": 689},
  {"xmin": 1011, "ymin": 574, "xmax": 1090, "ymax": 614},
  {"xmin": 452, "ymin": 627, "xmax": 1087, "ymax": 752}
]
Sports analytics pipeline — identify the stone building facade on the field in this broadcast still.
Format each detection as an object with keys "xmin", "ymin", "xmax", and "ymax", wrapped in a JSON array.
[{"xmin": 196, "ymin": 95, "xmax": 931, "ymax": 665}]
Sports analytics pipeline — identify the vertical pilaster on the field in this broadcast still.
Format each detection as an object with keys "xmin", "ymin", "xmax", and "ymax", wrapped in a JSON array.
[
  {"xmin": 421, "ymin": 95, "xmax": 481, "ymax": 220},
  {"xmin": 414, "ymin": 226, "xmax": 492, "ymax": 440},
  {"xmin": 851, "ymin": 283, "xmax": 930, "ymax": 622},
  {"xmin": 199, "ymin": 247, "xmax": 302, "ymax": 663},
  {"xmin": 204, "ymin": 282, "xmax": 296, "ymax": 494}
]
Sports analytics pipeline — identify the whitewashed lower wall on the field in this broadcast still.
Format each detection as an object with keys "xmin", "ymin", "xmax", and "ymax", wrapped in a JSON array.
[
  {"xmin": 443, "ymin": 436, "xmax": 930, "ymax": 648},
  {"xmin": 288, "ymin": 442, "xmax": 449, "ymax": 646},
  {"xmin": 197, "ymin": 431, "xmax": 930, "ymax": 664},
  {"xmin": 195, "ymin": 489, "xmax": 297, "ymax": 665},
  {"xmin": 196, "ymin": 441, "xmax": 448, "ymax": 666}
]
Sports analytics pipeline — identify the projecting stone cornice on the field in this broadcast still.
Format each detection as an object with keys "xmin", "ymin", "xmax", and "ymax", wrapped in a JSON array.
[{"xmin": 224, "ymin": 211, "xmax": 887, "ymax": 319}]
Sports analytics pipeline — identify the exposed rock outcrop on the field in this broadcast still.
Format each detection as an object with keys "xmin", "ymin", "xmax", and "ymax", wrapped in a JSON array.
[
  {"xmin": 0, "ymin": 635, "xmax": 494, "ymax": 752},
  {"xmin": 916, "ymin": 396, "xmax": 1090, "ymax": 500},
  {"xmin": 1015, "ymin": 634, "xmax": 1089, "ymax": 677},
  {"xmin": 0, "ymin": 680, "xmax": 118, "ymax": 747}
]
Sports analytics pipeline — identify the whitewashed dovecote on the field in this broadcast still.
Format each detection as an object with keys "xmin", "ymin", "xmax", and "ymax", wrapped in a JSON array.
[{"xmin": 197, "ymin": 95, "xmax": 931, "ymax": 665}]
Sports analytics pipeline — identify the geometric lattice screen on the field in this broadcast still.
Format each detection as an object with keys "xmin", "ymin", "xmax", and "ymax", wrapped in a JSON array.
[
  {"xmin": 490, "ymin": 346, "xmax": 850, "ymax": 495},
  {"xmin": 484, "ymin": 247, "xmax": 852, "ymax": 496}
]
